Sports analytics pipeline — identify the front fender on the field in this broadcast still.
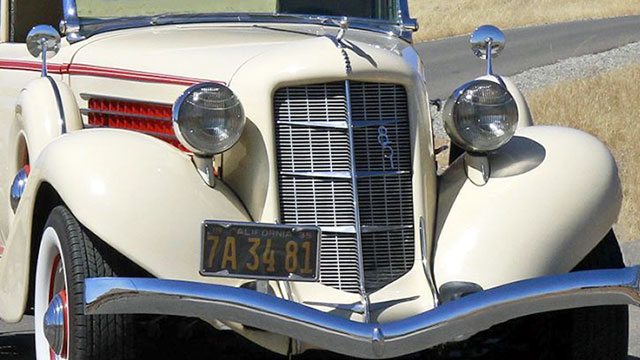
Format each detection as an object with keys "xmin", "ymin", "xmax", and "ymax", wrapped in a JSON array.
[
  {"xmin": 434, "ymin": 126, "xmax": 622, "ymax": 290},
  {"xmin": 11, "ymin": 76, "xmax": 82, "ymax": 162},
  {"xmin": 0, "ymin": 129, "xmax": 251, "ymax": 321},
  {"xmin": 2, "ymin": 77, "xmax": 82, "ymax": 237}
]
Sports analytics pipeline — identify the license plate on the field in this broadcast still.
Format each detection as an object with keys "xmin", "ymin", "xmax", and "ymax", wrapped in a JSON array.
[{"xmin": 200, "ymin": 221, "xmax": 320, "ymax": 281}]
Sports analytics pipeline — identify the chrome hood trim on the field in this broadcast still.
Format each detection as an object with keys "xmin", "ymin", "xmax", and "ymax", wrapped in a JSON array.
[{"xmin": 85, "ymin": 267, "xmax": 640, "ymax": 359}]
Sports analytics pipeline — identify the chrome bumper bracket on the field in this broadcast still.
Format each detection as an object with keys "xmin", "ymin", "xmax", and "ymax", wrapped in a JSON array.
[{"xmin": 85, "ymin": 267, "xmax": 640, "ymax": 359}]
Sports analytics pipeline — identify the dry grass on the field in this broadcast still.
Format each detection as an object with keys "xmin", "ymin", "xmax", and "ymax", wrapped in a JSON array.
[
  {"xmin": 409, "ymin": 0, "xmax": 640, "ymax": 42},
  {"xmin": 526, "ymin": 64, "xmax": 640, "ymax": 242}
]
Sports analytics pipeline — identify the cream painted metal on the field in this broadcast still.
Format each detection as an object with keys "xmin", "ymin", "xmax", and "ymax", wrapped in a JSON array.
[
  {"xmin": 66, "ymin": 26, "xmax": 439, "ymax": 324},
  {"xmin": 2, "ymin": 76, "xmax": 81, "ymax": 241},
  {"xmin": 0, "ymin": 3, "xmax": 632, "ymax": 357},
  {"xmin": 0, "ymin": 130, "xmax": 254, "ymax": 322},
  {"xmin": 0, "ymin": 0, "xmax": 7, "ymax": 43},
  {"xmin": 0, "ymin": 40, "xmax": 76, "ymax": 242},
  {"xmin": 226, "ymin": 35, "xmax": 437, "ymax": 324},
  {"xmin": 435, "ymin": 126, "xmax": 622, "ymax": 289},
  {"xmin": 12, "ymin": 77, "xmax": 82, "ymax": 161}
]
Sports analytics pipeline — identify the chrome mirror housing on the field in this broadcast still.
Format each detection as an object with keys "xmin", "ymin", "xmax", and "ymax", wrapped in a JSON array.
[
  {"xmin": 26, "ymin": 25, "xmax": 61, "ymax": 59},
  {"xmin": 469, "ymin": 25, "xmax": 505, "ymax": 76},
  {"xmin": 470, "ymin": 25, "xmax": 505, "ymax": 59},
  {"xmin": 26, "ymin": 25, "xmax": 61, "ymax": 77}
]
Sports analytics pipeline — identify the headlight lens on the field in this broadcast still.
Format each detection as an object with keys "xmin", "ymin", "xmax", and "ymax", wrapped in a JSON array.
[
  {"xmin": 173, "ymin": 83, "xmax": 245, "ymax": 156},
  {"xmin": 444, "ymin": 80, "xmax": 518, "ymax": 152}
]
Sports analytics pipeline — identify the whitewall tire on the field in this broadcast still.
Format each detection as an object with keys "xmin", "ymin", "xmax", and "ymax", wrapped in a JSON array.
[
  {"xmin": 33, "ymin": 205, "xmax": 135, "ymax": 360},
  {"xmin": 35, "ymin": 226, "xmax": 69, "ymax": 360}
]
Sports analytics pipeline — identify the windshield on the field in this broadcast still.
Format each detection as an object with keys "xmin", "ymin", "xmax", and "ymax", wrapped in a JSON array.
[{"xmin": 75, "ymin": 0, "xmax": 400, "ymax": 22}]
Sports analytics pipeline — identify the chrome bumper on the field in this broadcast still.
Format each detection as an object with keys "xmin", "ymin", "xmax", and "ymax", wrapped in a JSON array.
[{"xmin": 85, "ymin": 267, "xmax": 640, "ymax": 359}]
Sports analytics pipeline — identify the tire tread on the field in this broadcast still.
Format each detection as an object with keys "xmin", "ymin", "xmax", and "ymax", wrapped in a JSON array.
[{"xmin": 44, "ymin": 206, "xmax": 134, "ymax": 360}]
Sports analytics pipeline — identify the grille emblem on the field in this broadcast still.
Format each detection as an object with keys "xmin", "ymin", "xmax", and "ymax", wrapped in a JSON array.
[{"xmin": 377, "ymin": 126, "xmax": 396, "ymax": 169}]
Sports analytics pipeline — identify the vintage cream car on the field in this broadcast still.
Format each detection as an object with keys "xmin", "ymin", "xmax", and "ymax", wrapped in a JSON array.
[{"xmin": 0, "ymin": 0, "xmax": 637, "ymax": 359}]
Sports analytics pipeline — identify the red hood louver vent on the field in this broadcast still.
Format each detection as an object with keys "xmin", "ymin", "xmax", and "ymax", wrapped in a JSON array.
[{"xmin": 86, "ymin": 97, "xmax": 188, "ymax": 152}]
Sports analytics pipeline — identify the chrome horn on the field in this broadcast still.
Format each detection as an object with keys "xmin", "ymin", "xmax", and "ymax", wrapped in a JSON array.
[
  {"xmin": 26, "ymin": 25, "xmax": 61, "ymax": 77},
  {"xmin": 470, "ymin": 25, "xmax": 505, "ymax": 76}
]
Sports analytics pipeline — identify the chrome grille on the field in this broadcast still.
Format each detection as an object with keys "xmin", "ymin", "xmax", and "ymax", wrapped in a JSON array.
[
  {"xmin": 318, "ymin": 234, "xmax": 361, "ymax": 293},
  {"xmin": 362, "ymin": 228, "xmax": 415, "ymax": 291},
  {"xmin": 275, "ymin": 81, "xmax": 414, "ymax": 293}
]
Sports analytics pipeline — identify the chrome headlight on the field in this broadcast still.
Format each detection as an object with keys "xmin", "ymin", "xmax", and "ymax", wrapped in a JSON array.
[
  {"xmin": 443, "ymin": 80, "xmax": 518, "ymax": 152},
  {"xmin": 173, "ymin": 83, "xmax": 246, "ymax": 156}
]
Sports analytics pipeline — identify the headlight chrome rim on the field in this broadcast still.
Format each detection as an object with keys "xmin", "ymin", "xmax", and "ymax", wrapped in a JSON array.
[
  {"xmin": 443, "ymin": 79, "xmax": 518, "ymax": 153},
  {"xmin": 172, "ymin": 82, "xmax": 246, "ymax": 156}
]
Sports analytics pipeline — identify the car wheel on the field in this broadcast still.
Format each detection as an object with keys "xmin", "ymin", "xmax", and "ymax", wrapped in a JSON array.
[
  {"xmin": 502, "ymin": 230, "xmax": 629, "ymax": 360},
  {"xmin": 560, "ymin": 230, "xmax": 629, "ymax": 359},
  {"xmin": 34, "ymin": 205, "xmax": 134, "ymax": 360},
  {"xmin": 428, "ymin": 230, "xmax": 629, "ymax": 360}
]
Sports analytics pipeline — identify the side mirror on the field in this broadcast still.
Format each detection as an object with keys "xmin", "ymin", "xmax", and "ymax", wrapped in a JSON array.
[
  {"xmin": 470, "ymin": 25, "xmax": 505, "ymax": 75},
  {"xmin": 26, "ymin": 25, "xmax": 61, "ymax": 77}
]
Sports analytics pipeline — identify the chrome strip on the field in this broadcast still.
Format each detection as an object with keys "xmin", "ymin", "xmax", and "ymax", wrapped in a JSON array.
[
  {"xmin": 398, "ymin": 0, "xmax": 418, "ymax": 41},
  {"xmin": 345, "ymin": 80, "xmax": 370, "ymax": 321},
  {"xmin": 320, "ymin": 226, "xmax": 357, "ymax": 234},
  {"xmin": 357, "ymin": 170, "xmax": 411, "ymax": 178},
  {"xmin": 280, "ymin": 171, "xmax": 352, "ymax": 179},
  {"xmin": 80, "ymin": 108, "xmax": 172, "ymax": 122},
  {"xmin": 420, "ymin": 217, "xmax": 439, "ymax": 306},
  {"xmin": 45, "ymin": 76, "xmax": 66, "ymax": 134},
  {"xmin": 352, "ymin": 119, "xmax": 402, "ymax": 127},
  {"xmin": 62, "ymin": 0, "xmax": 84, "ymax": 42},
  {"xmin": 84, "ymin": 124, "xmax": 176, "ymax": 140},
  {"xmin": 85, "ymin": 267, "xmax": 640, "ymax": 359},
  {"xmin": 277, "ymin": 120, "xmax": 348, "ymax": 129},
  {"xmin": 280, "ymin": 170, "xmax": 410, "ymax": 180},
  {"xmin": 79, "ymin": 93, "xmax": 173, "ymax": 108},
  {"xmin": 303, "ymin": 300, "xmax": 366, "ymax": 314},
  {"xmin": 361, "ymin": 225, "xmax": 413, "ymax": 234}
]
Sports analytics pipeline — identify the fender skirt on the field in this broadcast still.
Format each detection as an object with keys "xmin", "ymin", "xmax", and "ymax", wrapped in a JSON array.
[{"xmin": 435, "ymin": 126, "xmax": 623, "ymax": 290}]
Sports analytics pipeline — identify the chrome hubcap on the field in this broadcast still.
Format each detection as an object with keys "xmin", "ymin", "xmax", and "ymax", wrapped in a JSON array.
[
  {"xmin": 43, "ymin": 292, "xmax": 66, "ymax": 356},
  {"xmin": 9, "ymin": 166, "xmax": 29, "ymax": 213}
]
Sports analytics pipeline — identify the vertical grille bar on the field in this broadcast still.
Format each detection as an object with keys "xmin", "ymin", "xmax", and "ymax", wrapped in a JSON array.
[
  {"xmin": 275, "ymin": 81, "xmax": 414, "ymax": 295},
  {"xmin": 344, "ymin": 80, "xmax": 368, "ymax": 303}
]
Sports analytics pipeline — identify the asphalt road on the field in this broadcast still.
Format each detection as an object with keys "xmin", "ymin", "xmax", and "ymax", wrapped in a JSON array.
[
  {"xmin": 3, "ymin": 15, "xmax": 640, "ymax": 359},
  {"xmin": 418, "ymin": 15, "xmax": 640, "ymax": 99}
]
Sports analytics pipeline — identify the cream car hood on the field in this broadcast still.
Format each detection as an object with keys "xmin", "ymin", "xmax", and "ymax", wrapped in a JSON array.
[{"xmin": 69, "ymin": 23, "xmax": 417, "ymax": 85}]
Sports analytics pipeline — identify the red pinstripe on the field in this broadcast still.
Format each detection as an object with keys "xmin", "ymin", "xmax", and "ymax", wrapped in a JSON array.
[{"xmin": 0, "ymin": 60, "xmax": 224, "ymax": 85}]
